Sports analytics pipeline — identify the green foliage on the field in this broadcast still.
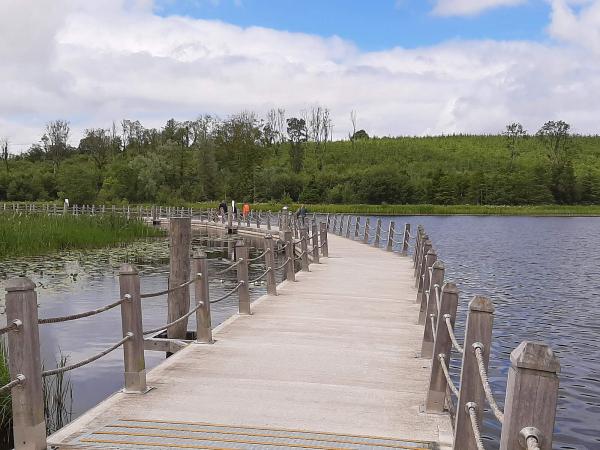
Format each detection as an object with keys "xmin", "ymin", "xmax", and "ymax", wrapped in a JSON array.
[{"xmin": 0, "ymin": 214, "xmax": 164, "ymax": 259}]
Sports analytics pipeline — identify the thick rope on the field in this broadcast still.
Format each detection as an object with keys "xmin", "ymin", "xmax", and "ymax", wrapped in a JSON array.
[
  {"xmin": 467, "ymin": 403, "xmax": 486, "ymax": 450},
  {"xmin": 140, "ymin": 276, "xmax": 199, "ymax": 299},
  {"xmin": 294, "ymin": 251, "xmax": 306, "ymax": 261},
  {"xmin": 474, "ymin": 344, "xmax": 505, "ymax": 423},
  {"xmin": 249, "ymin": 268, "xmax": 272, "ymax": 284},
  {"xmin": 210, "ymin": 282, "xmax": 244, "ymax": 304},
  {"xmin": 429, "ymin": 314, "xmax": 436, "ymax": 333},
  {"xmin": 43, "ymin": 333, "xmax": 132, "ymax": 377},
  {"xmin": 0, "ymin": 375, "xmax": 26, "ymax": 394},
  {"xmin": 0, "ymin": 320, "xmax": 21, "ymax": 335},
  {"xmin": 215, "ymin": 259, "xmax": 243, "ymax": 276},
  {"xmin": 247, "ymin": 249, "xmax": 269, "ymax": 262},
  {"xmin": 438, "ymin": 353, "xmax": 459, "ymax": 397},
  {"xmin": 39, "ymin": 297, "xmax": 126, "ymax": 324},
  {"xmin": 527, "ymin": 436, "xmax": 541, "ymax": 450},
  {"xmin": 444, "ymin": 314, "xmax": 464, "ymax": 354},
  {"xmin": 274, "ymin": 257, "xmax": 292, "ymax": 270}
]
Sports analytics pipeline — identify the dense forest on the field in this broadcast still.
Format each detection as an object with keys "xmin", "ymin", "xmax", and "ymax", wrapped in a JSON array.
[{"xmin": 1, "ymin": 110, "xmax": 599, "ymax": 206}]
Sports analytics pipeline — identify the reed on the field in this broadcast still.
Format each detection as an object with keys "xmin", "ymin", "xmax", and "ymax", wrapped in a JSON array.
[{"xmin": 0, "ymin": 214, "xmax": 165, "ymax": 259}]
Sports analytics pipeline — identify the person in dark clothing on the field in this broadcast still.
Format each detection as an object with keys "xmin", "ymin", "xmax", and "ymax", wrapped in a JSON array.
[
  {"xmin": 219, "ymin": 201, "xmax": 228, "ymax": 216},
  {"xmin": 296, "ymin": 204, "xmax": 307, "ymax": 225}
]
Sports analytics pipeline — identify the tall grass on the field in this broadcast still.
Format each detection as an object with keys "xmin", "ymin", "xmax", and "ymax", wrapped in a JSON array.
[{"xmin": 0, "ymin": 214, "xmax": 165, "ymax": 259}]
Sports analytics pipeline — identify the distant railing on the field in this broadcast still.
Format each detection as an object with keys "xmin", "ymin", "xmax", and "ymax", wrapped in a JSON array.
[
  {"xmin": 327, "ymin": 213, "xmax": 560, "ymax": 450},
  {"xmin": 0, "ymin": 209, "xmax": 328, "ymax": 450}
]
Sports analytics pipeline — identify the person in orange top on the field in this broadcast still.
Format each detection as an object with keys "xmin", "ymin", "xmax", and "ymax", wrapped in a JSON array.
[{"xmin": 242, "ymin": 202, "xmax": 250, "ymax": 218}]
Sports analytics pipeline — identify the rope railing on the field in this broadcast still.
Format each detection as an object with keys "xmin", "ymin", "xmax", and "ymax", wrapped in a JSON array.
[
  {"xmin": 38, "ymin": 297, "xmax": 126, "ymax": 324},
  {"xmin": 0, "ymin": 375, "xmax": 26, "ymax": 395},
  {"xmin": 42, "ymin": 333, "xmax": 133, "ymax": 377},
  {"xmin": 215, "ymin": 259, "xmax": 243, "ymax": 276},
  {"xmin": 473, "ymin": 343, "xmax": 505, "ymax": 423},
  {"xmin": 467, "ymin": 402, "xmax": 486, "ymax": 450},
  {"xmin": 294, "ymin": 251, "xmax": 306, "ymax": 261},
  {"xmin": 0, "ymin": 320, "xmax": 21, "ymax": 336},
  {"xmin": 247, "ymin": 249, "xmax": 270, "ymax": 262},
  {"xmin": 274, "ymin": 257, "xmax": 291, "ymax": 270},
  {"xmin": 249, "ymin": 268, "xmax": 272, "ymax": 284},
  {"xmin": 444, "ymin": 314, "xmax": 464, "ymax": 354},
  {"xmin": 438, "ymin": 353, "xmax": 460, "ymax": 397},
  {"xmin": 210, "ymin": 281, "xmax": 244, "ymax": 304},
  {"xmin": 140, "ymin": 275, "xmax": 199, "ymax": 299}
]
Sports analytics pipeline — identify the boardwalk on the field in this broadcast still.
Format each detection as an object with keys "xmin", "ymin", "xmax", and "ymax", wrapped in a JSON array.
[{"xmin": 47, "ymin": 232, "xmax": 453, "ymax": 449}]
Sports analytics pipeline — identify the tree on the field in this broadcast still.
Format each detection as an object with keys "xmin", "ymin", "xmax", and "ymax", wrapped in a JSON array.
[
  {"xmin": 536, "ymin": 120, "xmax": 576, "ymax": 203},
  {"xmin": 351, "ymin": 130, "xmax": 369, "ymax": 140},
  {"xmin": 287, "ymin": 117, "xmax": 308, "ymax": 173},
  {"xmin": 503, "ymin": 122, "xmax": 526, "ymax": 171},
  {"xmin": 349, "ymin": 110, "xmax": 357, "ymax": 150},
  {"xmin": 45, "ymin": 120, "xmax": 71, "ymax": 173},
  {"xmin": 1, "ymin": 138, "xmax": 8, "ymax": 174},
  {"xmin": 308, "ymin": 106, "xmax": 332, "ymax": 171},
  {"xmin": 79, "ymin": 128, "xmax": 114, "ymax": 171}
]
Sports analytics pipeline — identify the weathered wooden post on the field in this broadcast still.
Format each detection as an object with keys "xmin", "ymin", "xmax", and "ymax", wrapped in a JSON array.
[
  {"xmin": 499, "ymin": 342, "xmax": 560, "ymax": 450},
  {"xmin": 311, "ymin": 222, "xmax": 320, "ymax": 263},
  {"xmin": 373, "ymin": 218, "xmax": 382, "ymax": 248},
  {"xmin": 119, "ymin": 264, "xmax": 147, "ymax": 393},
  {"xmin": 338, "ymin": 215, "xmax": 345, "ymax": 236},
  {"xmin": 402, "ymin": 223, "xmax": 411, "ymax": 256},
  {"xmin": 386, "ymin": 221, "xmax": 395, "ymax": 252},
  {"xmin": 319, "ymin": 222, "xmax": 328, "ymax": 257},
  {"xmin": 192, "ymin": 251, "xmax": 213, "ymax": 343},
  {"xmin": 284, "ymin": 229, "xmax": 296, "ymax": 282},
  {"xmin": 267, "ymin": 212, "xmax": 272, "ymax": 230},
  {"xmin": 345, "ymin": 217, "xmax": 352, "ymax": 238},
  {"xmin": 363, "ymin": 217, "xmax": 370, "ymax": 244},
  {"xmin": 413, "ymin": 227, "xmax": 424, "ymax": 267},
  {"xmin": 416, "ymin": 245, "xmax": 435, "ymax": 307},
  {"xmin": 167, "ymin": 217, "xmax": 191, "ymax": 339},
  {"xmin": 256, "ymin": 211, "xmax": 260, "ymax": 229},
  {"xmin": 354, "ymin": 217, "xmax": 361, "ymax": 240},
  {"xmin": 414, "ymin": 235, "xmax": 430, "ymax": 283},
  {"xmin": 264, "ymin": 235, "xmax": 278, "ymax": 296},
  {"xmin": 420, "ymin": 260, "xmax": 445, "ymax": 357},
  {"xmin": 246, "ymin": 211, "xmax": 251, "ymax": 228},
  {"xmin": 5, "ymin": 278, "xmax": 47, "ymax": 450},
  {"xmin": 300, "ymin": 226, "xmax": 310, "ymax": 271},
  {"xmin": 332, "ymin": 214, "xmax": 338, "ymax": 234},
  {"xmin": 235, "ymin": 241, "xmax": 251, "ymax": 315},
  {"xmin": 425, "ymin": 282, "xmax": 459, "ymax": 412},
  {"xmin": 454, "ymin": 296, "xmax": 495, "ymax": 450}
]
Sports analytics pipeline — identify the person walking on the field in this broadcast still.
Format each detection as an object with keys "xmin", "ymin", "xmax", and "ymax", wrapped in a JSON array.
[
  {"xmin": 242, "ymin": 202, "xmax": 250, "ymax": 218},
  {"xmin": 296, "ymin": 204, "xmax": 307, "ymax": 225}
]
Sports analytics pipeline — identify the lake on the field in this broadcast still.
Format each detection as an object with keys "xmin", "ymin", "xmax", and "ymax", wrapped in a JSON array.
[{"xmin": 1, "ymin": 216, "xmax": 598, "ymax": 449}]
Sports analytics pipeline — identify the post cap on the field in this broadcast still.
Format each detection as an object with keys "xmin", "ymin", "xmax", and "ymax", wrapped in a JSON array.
[
  {"xmin": 468, "ymin": 295, "xmax": 495, "ymax": 313},
  {"xmin": 119, "ymin": 263, "xmax": 139, "ymax": 275},
  {"xmin": 510, "ymin": 341, "xmax": 560, "ymax": 373},
  {"xmin": 441, "ymin": 282, "xmax": 459, "ymax": 295},
  {"xmin": 5, "ymin": 277, "xmax": 36, "ymax": 292},
  {"xmin": 432, "ymin": 260, "xmax": 445, "ymax": 270},
  {"xmin": 426, "ymin": 248, "xmax": 437, "ymax": 257}
]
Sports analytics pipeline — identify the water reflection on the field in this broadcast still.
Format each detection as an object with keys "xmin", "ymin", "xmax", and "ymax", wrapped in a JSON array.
[{"xmin": 0, "ymin": 228, "xmax": 286, "ymax": 418}]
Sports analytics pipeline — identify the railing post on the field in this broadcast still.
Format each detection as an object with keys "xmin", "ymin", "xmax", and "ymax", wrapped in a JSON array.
[
  {"xmin": 332, "ymin": 214, "xmax": 338, "ymax": 234},
  {"xmin": 193, "ymin": 251, "xmax": 213, "ymax": 343},
  {"xmin": 354, "ymin": 217, "xmax": 360, "ymax": 240},
  {"xmin": 284, "ymin": 230, "xmax": 296, "ymax": 282},
  {"xmin": 414, "ymin": 235, "xmax": 430, "ymax": 284},
  {"xmin": 338, "ymin": 215, "xmax": 345, "ymax": 236},
  {"xmin": 386, "ymin": 221, "xmax": 395, "ymax": 252},
  {"xmin": 5, "ymin": 278, "xmax": 46, "ymax": 450},
  {"xmin": 374, "ymin": 218, "xmax": 382, "ymax": 248},
  {"xmin": 300, "ymin": 226, "xmax": 310, "ymax": 271},
  {"xmin": 281, "ymin": 207, "xmax": 289, "ymax": 231},
  {"xmin": 256, "ymin": 211, "xmax": 260, "ymax": 229},
  {"xmin": 167, "ymin": 217, "xmax": 191, "ymax": 339},
  {"xmin": 311, "ymin": 222, "xmax": 320, "ymax": 263},
  {"xmin": 420, "ymin": 260, "xmax": 445, "ymax": 357},
  {"xmin": 402, "ymin": 223, "xmax": 411, "ymax": 256},
  {"xmin": 319, "ymin": 222, "xmax": 328, "ymax": 257},
  {"xmin": 417, "ymin": 246, "xmax": 435, "ymax": 309},
  {"xmin": 363, "ymin": 217, "xmax": 370, "ymax": 244},
  {"xmin": 425, "ymin": 282, "xmax": 459, "ymax": 412},
  {"xmin": 454, "ymin": 296, "xmax": 495, "ymax": 450},
  {"xmin": 413, "ymin": 227, "xmax": 424, "ymax": 268},
  {"xmin": 267, "ymin": 212, "xmax": 272, "ymax": 230},
  {"xmin": 119, "ymin": 264, "xmax": 147, "ymax": 393},
  {"xmin": 264, "ymin": 235, "xmax": 278, "ymax": 296},
  {"xmin": 499, "ymin": 342, "xmax": 560, "ymax": 450},
  {"xmin": 235, "ymin": 241, "xmax": 251, "ymax": 315},
  {"xmin": 345, "ymin": 217, "xmax": 352, "ymax": 238}
]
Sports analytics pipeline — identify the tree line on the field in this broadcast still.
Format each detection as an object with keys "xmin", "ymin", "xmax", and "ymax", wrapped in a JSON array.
[{"xmin": 1, "ymin": 109, "xmax": 599, "ymax": 206}]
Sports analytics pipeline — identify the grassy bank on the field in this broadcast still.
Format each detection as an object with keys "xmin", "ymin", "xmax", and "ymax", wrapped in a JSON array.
[
  {"xmin": 0, "ymin": 214, "xmax": 164, "ymax": 259},
  {"xmin": 189, "ymin": 202, "xmax": 600, "ymax": 216}
]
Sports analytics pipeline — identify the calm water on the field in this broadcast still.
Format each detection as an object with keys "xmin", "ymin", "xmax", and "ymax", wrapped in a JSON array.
[
  {"xmin": 1, "ymin": 217, "xmax": 599, "ymax": 449},
  {"xmin": 357, "ymin": 215, "xmax": 599, "ymax": 450}
]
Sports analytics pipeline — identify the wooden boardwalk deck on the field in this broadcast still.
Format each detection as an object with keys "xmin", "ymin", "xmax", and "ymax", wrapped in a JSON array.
[{"xmin": 48, "ymin": 232, "xmax": 453, "ymax": 449}]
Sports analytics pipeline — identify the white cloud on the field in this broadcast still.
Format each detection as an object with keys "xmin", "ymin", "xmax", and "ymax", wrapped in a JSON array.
[
  {"xmin": 432, "ymin": 0, "xmax": 527, "ymax": 16},
  {"xmin": 1, "ymin": 0, "xmax": 600, "ymax": 151},
  {"xmin": 547, "ymin": 0, "xmax": 600, "ymax": 54}
]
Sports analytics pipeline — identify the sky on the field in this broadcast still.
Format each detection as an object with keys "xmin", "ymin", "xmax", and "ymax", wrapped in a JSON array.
[{"xmin": 1, "ymin": 0, "xmax": 600, "ymax": 151}]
